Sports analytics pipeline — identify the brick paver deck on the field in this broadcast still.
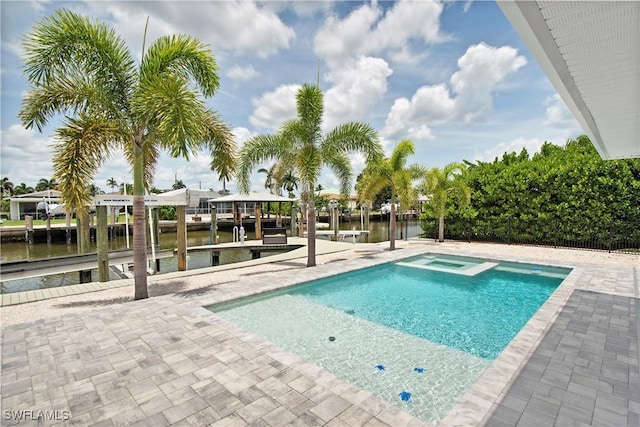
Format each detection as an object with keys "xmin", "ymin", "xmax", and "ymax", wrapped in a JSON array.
[
  {"xmin": 1, "ymin": 297, "xmax": 426, "ymax": 426},
  {"xmin": 485, "ymin": 290, "xmax": 639, "ymax": 426},
  {"xmin": 1, "ymin": 242, "xmax": 638, "ymax": 426}
]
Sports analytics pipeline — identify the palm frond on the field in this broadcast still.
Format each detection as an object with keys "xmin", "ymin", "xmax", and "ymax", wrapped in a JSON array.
[
  {"xmin": 133, "ymin": 75, "xmax": 209, "ymax": 159},
  {"xmin": 421, "ymin": 163, "xmax": 471, "ymax": 216},
  {"xmin": 324, "ymin": 151, "xmax": 353, "ymax": 196},
  {"xmin": 389, "ymin": 139, "xmax": 415, "ymax": 172},
  {"xmin": 52, "ymin": 115, "xmax": 119, "ymax": 214},
  {"xmin": 322, "ymin": 122, "xmax": 383, "ymax": 163},
  {"xmin": 296, "ymin": 84, "xmax": 323, "ymax": 133},
  {"xmin": 279, "ymin": 119, "xmax": 307, "ymax": 151},
  {"xmin": 20, "ymin": 74, "xmax": 126, "ymax": 132},
  {"xmin": 237, "ymin": 134, "xmax": 288, "ymax": 193},
  {"xmin": 141, "ymin": 34, "xmax": 219, "ymax": 97},
  {"xmin": 394, "ymin": 170, "xmax": 418, "ymax": 210},
  {"xmin": 408, "ymin": 163, "xmax": 428, "ymax": 180},
  {"xmin": 357, "ymin": 168, "xmax": 389, "ymax": 204},
  {"xmin": 21, "ymin": 9, "xmax": 135, "ymax": 129},
  {"xmin": 123, "ymin": 137, "xmax": 160, "ymax": 191},
  {"xmin": 296, "ymin": 143, "xmax": 322, "ymax": 199},
  {"xmin": 203, "ymin": 110, "xmax": 237, "ymax": 182}
]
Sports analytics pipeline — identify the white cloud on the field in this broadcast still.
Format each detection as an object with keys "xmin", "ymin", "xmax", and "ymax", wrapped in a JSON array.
[
  {"xmin": 248, "ymin": 57, "xmax": 392, "ymax": 137},
  {"xmin": 0, "ymin": 125, "xmax": 132, "ymax": 191},
  {"xmin": 314, "ymin": 4, "xmax": 379, "ymax": 66},
  {"xmin": 232, "ymin": 127, "xmax": 258, "ymax": 148},
  {"xmin": 371, "ymin": 0, "xmax": 444, "ymax": 51},
  {"xmin": 382, "ymin": 43, "xmax": 526, "ymax": 140},
  {"xmin": 314, "ymin": 0, "xmax": 445, "ymax": 66},
  {"xmin": 473, "ymin": 137, "xmax": 544, "ymax": 163},
  {"xmin": 323, "ymin": 56, "xmax": 393, "ymax": 130},
  {"xmin": 249, "ymin": 84, "xmax": 300, "ymax": 130},
  {"xmin": 382, "ymin": 84, "xmax": 455, "ymax": 139},
  {"xmin": 86, "ymin": 1, "xmax": 295, "ymax": 58},
  {"xmin": 0, "ymin": 125, "xmax": 56, "ymax": 184},
  {"xmin": 262, "ymin": 0, "xmax": 336, "ymax": 18},
  {"xmin": 543, "ymin": 94, "xmax": 579, "ymax": 129},
  {"xmin": 451, "ymin": 43, "xmax": 527, "ymax": 123},
  {"xmin": 227, "ymin": 65, "xmax": 258, "ymax": 82}
]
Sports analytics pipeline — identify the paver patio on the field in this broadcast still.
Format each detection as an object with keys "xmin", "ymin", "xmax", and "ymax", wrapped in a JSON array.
[{"xmin": 1, "ymin": 241, "xmax": 638, "ymax": 426}]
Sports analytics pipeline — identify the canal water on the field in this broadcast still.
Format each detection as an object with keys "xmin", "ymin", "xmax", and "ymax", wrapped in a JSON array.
[{"xmin": 0, "ymin": 219, "xmax": 422, "ymax": 294}]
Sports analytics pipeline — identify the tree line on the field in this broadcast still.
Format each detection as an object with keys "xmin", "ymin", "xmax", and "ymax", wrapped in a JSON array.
[{"xmin": 420, "ymin": 135, "xmax": 640, "ymax": 246}]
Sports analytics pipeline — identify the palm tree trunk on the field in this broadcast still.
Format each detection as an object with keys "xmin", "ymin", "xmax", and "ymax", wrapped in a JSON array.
[
  {"xmin": 78, "ymin": 211, "xmax": 91, "ymax": 253},
  {"xmin": 299, "ymin": 201, "xmax": 306, "ymax": 238},
  {"xmin": 307, "ymin": 200, "xmax": 316, "ymax": 267},
  {"xmin": 438, "ymin": 214, "xmax": 445, "ymax": 242},
  {"xmin": 133, "ymin": 143, "xmax": 148, "ymax": 299},
  {"xmin": 389, "ymin": 202, "xmax": 396, "ymax": 251}
]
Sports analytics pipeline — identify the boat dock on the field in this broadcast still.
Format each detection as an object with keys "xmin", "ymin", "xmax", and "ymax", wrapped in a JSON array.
[
  {"xmin": 0, "ymin": 249, "xmax": 174, "ymax": 282},
  {"xmin": 183, "ymin": 240, "xmax": 304, "ymax": 266},
  {"xmin": 304, "ymin": 229, "xmax": 370, "ymax": 242}
]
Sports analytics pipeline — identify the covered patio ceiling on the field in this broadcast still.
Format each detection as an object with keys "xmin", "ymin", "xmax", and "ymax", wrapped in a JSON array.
[{"xmin": 498, "ymin": 1, "xmax": 639, "ymax": 159}]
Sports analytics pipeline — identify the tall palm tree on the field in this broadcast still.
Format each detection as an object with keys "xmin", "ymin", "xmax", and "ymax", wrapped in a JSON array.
[
  {"xmin": 357, "ymin": 139, "xmax": 423, "ymax": 250},
  {"xmin": 106, "ymin": 177, "xmax": 118, "ymax": 193},
  {"xmin": 238, "ymin": 83, "xmax": 383, "ymax": 266},
  {"xmin": 420, "ymin": 162, "xmax": 471, "ymax": 242},
  {"xmin": 19, "ymin": 10, "xmax": 236, "ymax": 299},
  {"xmin": 1, "ymin": 177, "xmax": 14, "ymax": 197}
]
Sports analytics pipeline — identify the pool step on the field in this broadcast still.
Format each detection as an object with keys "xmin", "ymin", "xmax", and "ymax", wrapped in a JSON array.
[{"xmin": 396, "ymin": 260, "xmax": 499, "ymax": 276}]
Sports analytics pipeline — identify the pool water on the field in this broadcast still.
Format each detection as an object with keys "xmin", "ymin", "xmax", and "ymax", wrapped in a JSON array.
[{"xmin": 209, "ymin": 254, "xmax": 570, "ymax": 424}]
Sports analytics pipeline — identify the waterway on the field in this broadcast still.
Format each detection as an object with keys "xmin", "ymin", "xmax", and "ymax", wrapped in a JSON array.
[{"xmin": 0, "ymin": 219, "xmax": 422, "ymax": 294}]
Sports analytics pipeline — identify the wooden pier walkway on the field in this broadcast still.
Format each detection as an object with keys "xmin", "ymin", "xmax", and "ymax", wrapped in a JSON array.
[{"xmin": 0, "ymin": 249, "xmax": 174, "ymax": 281}]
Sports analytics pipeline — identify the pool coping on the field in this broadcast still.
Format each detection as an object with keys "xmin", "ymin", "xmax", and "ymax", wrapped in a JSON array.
[{"xmin": 170, "ymin": 242, "xmax": 628, "ymax": 426}]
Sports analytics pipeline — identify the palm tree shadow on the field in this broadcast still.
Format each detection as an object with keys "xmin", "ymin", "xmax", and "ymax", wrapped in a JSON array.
[
  {"xmin": 54, "ymin": 296, "xmax": 132, "ymax": 308},
  {"xmin": 173, "ymin": 284, "xmax": 220, "ymax": 298},
  {"xmin": 52, "ymin": 279, "xmax": 224, "ymax": 308}
]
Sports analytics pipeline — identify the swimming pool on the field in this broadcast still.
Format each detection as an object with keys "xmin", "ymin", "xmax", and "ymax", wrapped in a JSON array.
[{"xmin": 208, "ymin": 253, "xmax": 570, "ymax": 424}]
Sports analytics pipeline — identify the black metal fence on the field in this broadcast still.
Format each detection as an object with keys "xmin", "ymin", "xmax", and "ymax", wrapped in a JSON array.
[{"xmin": 420, "ymin": 217, "xmax": 640, "ymax": 254}]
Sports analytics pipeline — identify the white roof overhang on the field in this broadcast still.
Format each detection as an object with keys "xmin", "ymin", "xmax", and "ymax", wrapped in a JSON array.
[
  {"xmin": 208, "ymin": 192, "xmax": 293, "ymax": 203},
  {"xmin": 498, "ymin": 1, "xmax": 640, "ymax": 159}
]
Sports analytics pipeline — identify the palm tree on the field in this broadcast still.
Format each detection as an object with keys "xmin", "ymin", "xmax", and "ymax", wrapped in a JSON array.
[
  {"xmin": 106, "ymin": 178, "xmax": 118, "ymax": 193},
  {"xmin": 172, "ymin": 179, "xmax": 186, "ymax": 190},
  {"xmin": 12, "ymin": 183, "xmax": 34, "ymax": 195},
  {"xmin": 35, "ymin": 178, "xmax": 57, "ymax": 192},
  {"xmin": 88, "ymin": 183, "xmax": 104, "ymax": 196},
  {"xmin": 357, "ymin": 139, "xmax": 423, "ymax": 250},
  {"xmin": 19, "ymin": 10, "xmax": 236, "ymax": 299},
  {"xmin": 1, "ymin": 177, "xmax": 14, "ymax": 197},
  {"xmin": 281, "ymin": 170, "xmax": 298, "ymax": 198},
  {"xmin": 258, "ymin": 166, "xmax": 276, "ymax": 194},
  {"xmin": 420, "ymin": 162, "xmax": 471, "ymax": 242},
  {"xmin": 238, "ymin": 83, "xmax": 383, "ymax": 266},
  {"xmin": 119, "ymin": 183, "xmax": 133, "ymax": 195}
]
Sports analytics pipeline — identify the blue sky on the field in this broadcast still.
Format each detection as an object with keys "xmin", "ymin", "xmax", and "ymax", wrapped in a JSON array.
[{"xmin": 0, "ymin": 0, "xmax": 582, "ymax": 194}]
